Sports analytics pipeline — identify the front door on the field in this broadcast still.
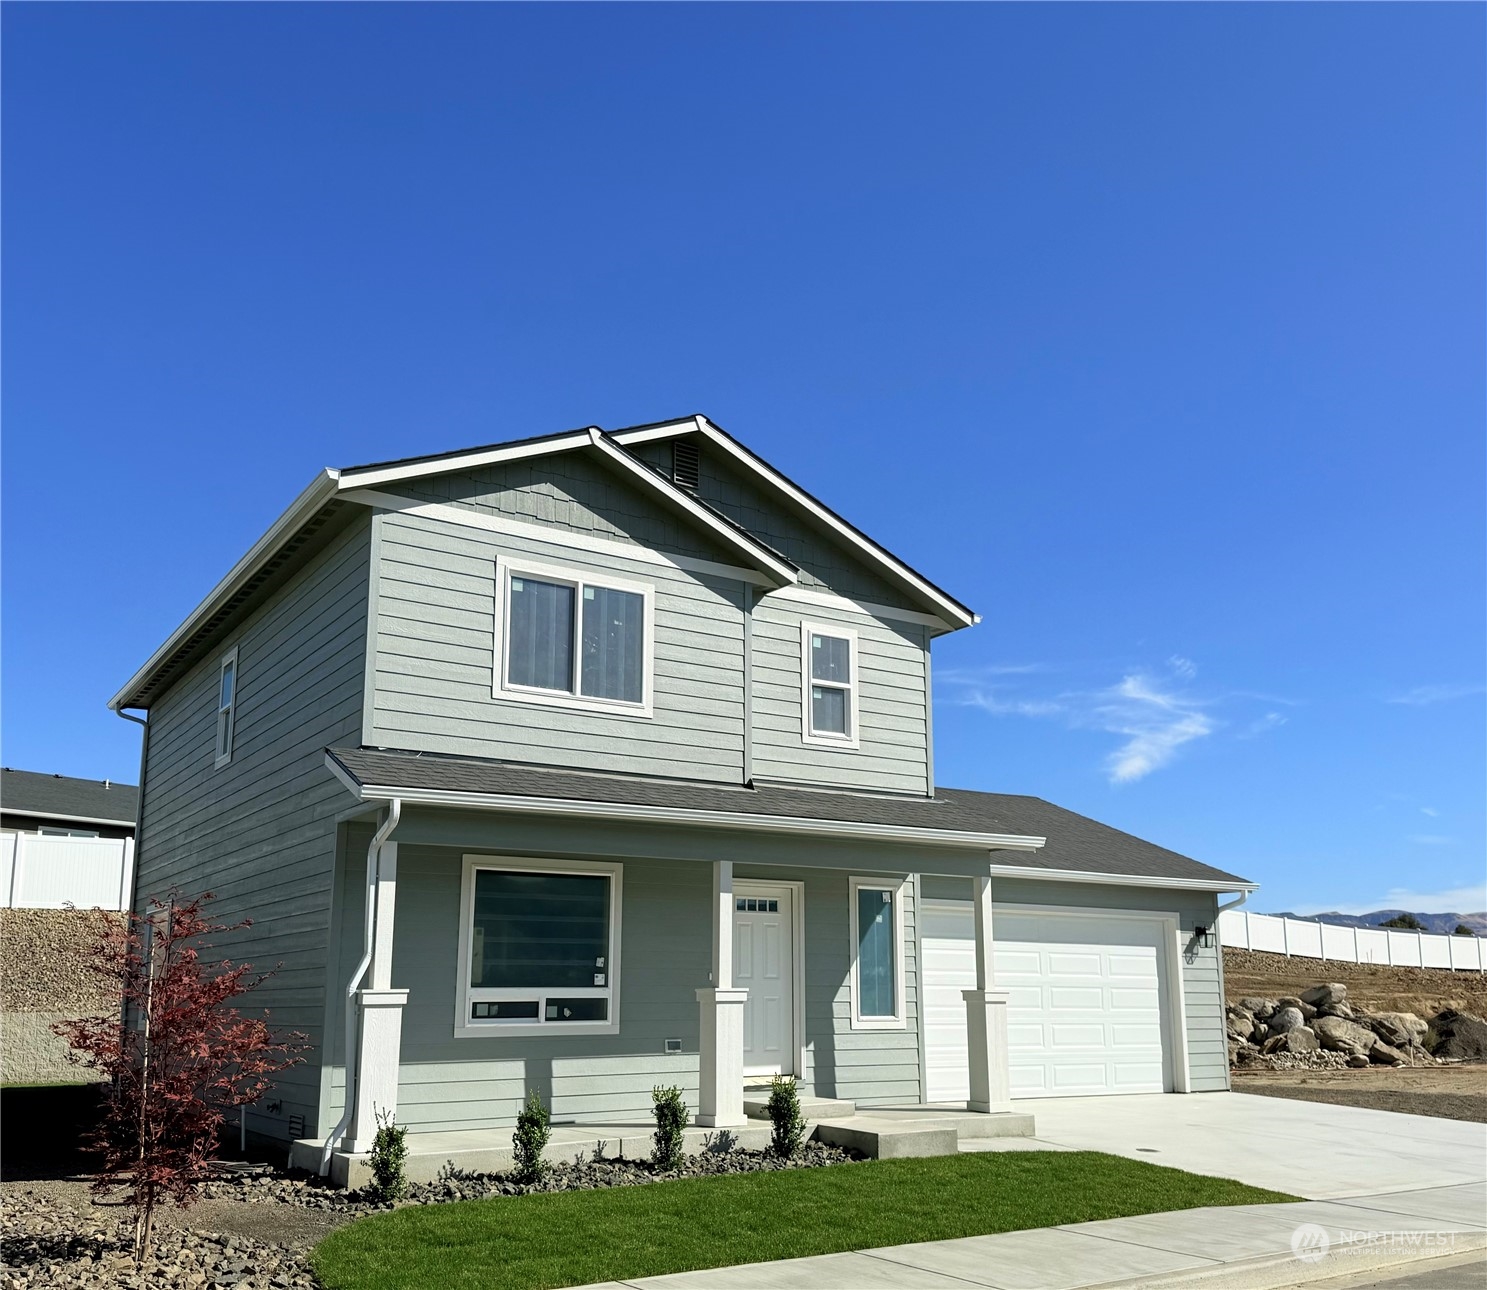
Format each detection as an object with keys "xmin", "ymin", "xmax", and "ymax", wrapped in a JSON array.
[{"xmin": 734, "ymin": 884, "xmax": 795, "ymax": 1077}]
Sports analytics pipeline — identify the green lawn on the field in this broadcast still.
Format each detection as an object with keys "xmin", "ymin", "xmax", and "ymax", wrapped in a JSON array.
[{"xmin": 311, "ymin": 1151, "xmax": 1300, "ymax": 1290}]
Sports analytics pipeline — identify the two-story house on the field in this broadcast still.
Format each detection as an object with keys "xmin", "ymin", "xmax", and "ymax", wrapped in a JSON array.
[{"xmin": 110, "ymin": 415, "xmax": 1253, "ymax": 1183}]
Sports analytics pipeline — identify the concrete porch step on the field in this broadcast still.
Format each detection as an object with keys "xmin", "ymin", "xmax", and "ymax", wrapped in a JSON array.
[
  {"xmin": 742, "ymin": 1094, "xmax": 856, "ymax": 1121},
  {"xmin": 812, "ymin": 1107, "xmax": 1035, "ymax": 1159}
]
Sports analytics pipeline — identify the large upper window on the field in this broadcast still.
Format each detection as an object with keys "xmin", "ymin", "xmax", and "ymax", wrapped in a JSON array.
[
  {"xmin": 800, "ymin": 622, "xmax": 859, "ymax": 747},
  {"xmin": 456, "ymin": 857, "xmax": 623, "ymax": 1037},
  {"xmin": 497, "ymin": 561, "xmax": 652, "ymax": 714},
  {"xmin": 848, "ymin": 876, "xmax": 906, "ymax": 1029},
  {"xmin": 214, "ymin": 646, "xmax": 238, "ymax": 768}
]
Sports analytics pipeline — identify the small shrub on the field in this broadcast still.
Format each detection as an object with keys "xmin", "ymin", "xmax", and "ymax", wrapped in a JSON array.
[
  {"xmin": 368, "ymin": 1108, "xmax": 408, "ymax": 1202},
  {"xmin": 765, "ymin": 1075, "xmax": 806, "ymax": 1159},
  {"xmin": 1380, "ymin": 913, "xmax": 1424, "ymax": 930},
  {"xmin": 512, "ymin": 1089, "xmax": 550, "ymax": 1180},
  {"xmin": 1454, "ymin": 924, "xmax": 1477, "ymax": 937},
  {"xmin": 651, "ymin": 1085, "xmax": 687, "ymax": 1170}
]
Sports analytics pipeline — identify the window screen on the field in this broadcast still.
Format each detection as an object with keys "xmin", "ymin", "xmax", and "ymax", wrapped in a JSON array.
[
  {"xmin": 811, "ymin": 634, "xmax": 851, "ymax": 684},
  {"xmin": 856, "ymin": 886, "xmax": 897, "ymax": 1018},
  {"xmin": 580, "ymin": 585, "xmax": 644, "ymax": 704},
  {"xmin": 507, "ymin": 578, "xmax": 576, "ymax": 693}
]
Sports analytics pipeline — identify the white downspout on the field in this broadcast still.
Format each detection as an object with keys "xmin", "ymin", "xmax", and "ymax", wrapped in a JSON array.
[
  {"xmin": 320, "ymin": 798, "xmax": 400, "ymax": 1174},
  {"xmin": 1216, "ymin": 890, "xmax": 1249, "ymax": 917}
]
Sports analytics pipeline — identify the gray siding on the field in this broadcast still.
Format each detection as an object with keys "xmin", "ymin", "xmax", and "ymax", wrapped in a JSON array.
[
  {"xmin": 134, "ymin": 516, "xmax": 370, "ymax": 1141},
  {"xmin": 751, "ymin": 597, "xmax": 931, "ymax": 796},
  {"xmin": 395, "ymin": 451, "xmax": 738, "ymax": 564},
  {"xmin": 368, "ymin": 508, "xmax": 749, "ymax": 782},
  {"xmin": 921, "ymin": 876, "xmax": 1229, "ymax": 1094},
  {"xmin": 322, "ymin": 821, "xmax": 925, "ymax": 1132}
]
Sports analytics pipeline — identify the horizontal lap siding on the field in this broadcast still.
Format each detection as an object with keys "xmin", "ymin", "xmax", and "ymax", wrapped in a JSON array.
[
  {"xmin": 135, "ymin": 517, "xmax": 371, "ymax": 1141},
  {"xmin": 751, "ymin": 599, "xmax": 930, "ymax": 795},
  {"xmin": 369, "ymin": 510, "xmax": 748, "ymax": 782}
]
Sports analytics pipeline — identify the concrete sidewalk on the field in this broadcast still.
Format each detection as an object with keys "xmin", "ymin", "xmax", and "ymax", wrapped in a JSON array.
[{"xmin": 574, "ymin": 1182, "xmax": 1487, "ymax": 1289}]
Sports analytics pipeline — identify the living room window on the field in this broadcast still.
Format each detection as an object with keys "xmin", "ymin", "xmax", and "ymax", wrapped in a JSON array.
[
  {"xmin": 848, "ymin": 876, "xmax": 906, "ymax": 1029},
  {"xmin": 456, "ymin": 856, "xmax": 623, "ymax": 1037},
  {"xmin": 800, "ymin": 622, "xmax": 859, "ymax": 748},
  {"xmin": 495, "ymin": 560, "xmax": 653, "ymax": 715}
]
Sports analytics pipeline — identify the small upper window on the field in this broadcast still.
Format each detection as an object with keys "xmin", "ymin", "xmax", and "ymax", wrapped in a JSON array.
[
  {"xmin": 800, "ymin": 622, "xmax": 858, "ymax": 747},
  {"xmin": 39, "ymin": 827, "xmax": 100, "ymax": 838},
  {"xmin": 498, "ymin": 562, "xmax": 652, "ymax": 714},
  {"xmin": 215, "ymin": 647, "xmax": 238, "ymax": 767}
]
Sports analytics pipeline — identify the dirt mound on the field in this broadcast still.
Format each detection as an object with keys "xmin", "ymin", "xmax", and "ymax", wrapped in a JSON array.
[
  {"xmin": 1223, "ymin": 948, "xmax": 1487, "ymax": 1019},
  {"xmin": 1430, "ymin": 1009, "xmax": 1487, "ymax": 1062}
]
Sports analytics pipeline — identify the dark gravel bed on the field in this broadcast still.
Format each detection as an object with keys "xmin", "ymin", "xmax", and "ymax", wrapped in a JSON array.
[{"xmin": 199, "ymin": 1140, "xmax": 863, "ymax": 1213}]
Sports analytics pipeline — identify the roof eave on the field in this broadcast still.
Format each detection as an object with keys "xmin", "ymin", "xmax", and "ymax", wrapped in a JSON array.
[
  {"xmin": 610, "ymin": 416, "xmax": 977, "ymax": 631},
  {"xmin": 109, "ymin": 469, "xmax": 342, "ymax": 711}
]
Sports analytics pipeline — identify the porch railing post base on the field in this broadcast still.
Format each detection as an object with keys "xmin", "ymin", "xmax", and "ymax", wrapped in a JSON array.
[
  {"xmin": 344, "ymin": 987, "xmax": 409, "ymax": 1153},
  {"xmin": 963, "ymin": 987, "xmax": 1012, "ymax": 1114},
  {"xmin": 694, "ymin": 987, "xmax": 748, "ymax": 1127}
]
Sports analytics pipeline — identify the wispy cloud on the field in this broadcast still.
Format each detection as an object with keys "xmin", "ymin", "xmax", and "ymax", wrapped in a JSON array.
[
  {"xmin": 944, "ymin": 663, "xmax": 1242, "ymax": 784},
  {"xmin": 1387, "ymin": 683, "xmax": 1485, "ymax": 707},
  {"xmin": 1420, "ymin": 806, "xmax": 1440, "ymax": 818},
  {"xmin": 1239, "ymin": 712, "xmax": 1287, "ymax": 739},
  {"xmin": 1407, "ymin": 834, "xmax": 1455, "ymax": 846},
  {"xmin": 1296, "ymin": 883, "xmax": 1487, "ymax": 918}
]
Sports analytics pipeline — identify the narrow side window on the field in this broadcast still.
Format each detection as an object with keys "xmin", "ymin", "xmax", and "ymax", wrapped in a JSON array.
[{"xmin": 215, "ymin": 647, "xmax": 238, "ymax": 768}]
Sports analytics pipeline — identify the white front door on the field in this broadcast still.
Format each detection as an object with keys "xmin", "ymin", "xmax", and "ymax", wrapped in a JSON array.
[
  {"xmin": 922, "ymin": 901, "xmax": 1171, "ymax": 1101},
  {"xmin": 734, "ymin": 884, "xmax": 795, "ymax": 1077}
]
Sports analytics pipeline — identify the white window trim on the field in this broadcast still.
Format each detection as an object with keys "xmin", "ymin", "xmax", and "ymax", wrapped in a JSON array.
[
  {"xmin": 848, "ymin": 874, "xmax": 907, "ymax": 1030},
  {"xmin": 800, "ymin": 621, "xmax": 860, "ymax": 749},
  {"xmin": 214, "ymin": 645, "xmax": 238, "ymax": 768},
  {"xmin": 492, "ymin": 557, "xmax": 655, "ymax": 718},
  {"xmin": 454, "ymin": 854, "xmax": 623, "ymax": 1039}
]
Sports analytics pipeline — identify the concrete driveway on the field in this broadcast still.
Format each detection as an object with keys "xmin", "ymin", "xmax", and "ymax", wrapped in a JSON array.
[{"xmin": 998, "ymin": 1093, "xmax": 1487, "ymax": 1200}]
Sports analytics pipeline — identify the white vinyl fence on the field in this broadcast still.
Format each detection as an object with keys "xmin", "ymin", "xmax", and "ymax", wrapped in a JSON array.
[
  {"xmin": 1220, "ymin": 908, "xmax": 1484, "ymax": 972},
  {"xmin": 0, "ymin": 832, "xmax": 135, "ymax": 911}
]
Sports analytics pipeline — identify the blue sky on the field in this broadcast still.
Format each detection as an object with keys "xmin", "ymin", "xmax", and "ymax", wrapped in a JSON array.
[{"xmin": 4, "ymin": 5, "xmax": 1482, "ymax": 915}]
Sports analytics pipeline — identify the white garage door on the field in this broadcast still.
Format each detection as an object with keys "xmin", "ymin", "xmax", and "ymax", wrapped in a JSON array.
[{"xmin": 922, "ymin": 902, "xmax": 1172, "ymax": 1101}]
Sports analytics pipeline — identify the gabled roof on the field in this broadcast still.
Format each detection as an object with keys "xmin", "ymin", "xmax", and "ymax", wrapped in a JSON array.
[
  {"xmin": 612, "ymin": 415, "xmax": 977, "ymax": 630},
  {"xmin": 325, "ymin": 746, "xmax": 1255, "ymax": 891},
  {"xmin": 112, "ymin": 420, "xmax": 820, "ymax": 710},
  {"xmin": 0, "ymin": 768, "xmax": 138, "ymax": 827}
]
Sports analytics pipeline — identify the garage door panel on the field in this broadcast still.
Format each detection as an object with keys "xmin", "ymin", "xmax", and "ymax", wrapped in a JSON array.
[{"xmin": 923, "ymin": 903, "xmax": 1173, "ymax": 1102}]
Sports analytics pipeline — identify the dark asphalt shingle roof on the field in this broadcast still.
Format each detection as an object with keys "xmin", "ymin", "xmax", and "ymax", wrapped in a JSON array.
[
  {"xmin": 328, "ymin": 747, "xmax": 1251, "ymax": 888},
  {"xmin": 0, "ymin": 769, "xmax": 138, "ymax": 825}
]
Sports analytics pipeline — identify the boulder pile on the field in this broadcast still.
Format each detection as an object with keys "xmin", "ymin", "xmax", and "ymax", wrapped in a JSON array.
[{"xmin": 1226, "ymin": 981, "xmax": 1471, "ymax": 1071}]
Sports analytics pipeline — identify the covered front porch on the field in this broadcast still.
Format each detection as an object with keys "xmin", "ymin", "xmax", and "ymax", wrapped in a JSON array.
[{"xmin": 303, "ymin": 796, "xmax": 1041, "ymax": 1184}]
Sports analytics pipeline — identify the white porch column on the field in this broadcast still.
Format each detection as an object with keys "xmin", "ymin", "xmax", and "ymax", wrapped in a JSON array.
[
  {"xmin": 963, "ymin": 873, "xmax": 1013, "ymax": 1113},
  {"xmin": 696, "ymin": 860, "xmax": 747, "ymax": 1127},
  {"xmin": 347, "ymin": 840, "xmax": 409, "ymax": 1151}
]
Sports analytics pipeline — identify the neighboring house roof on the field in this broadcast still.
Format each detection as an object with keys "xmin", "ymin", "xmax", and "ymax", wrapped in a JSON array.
[
  {"xmin": 0, "ymin": 768, "xmax": 138, "ymax": 828},
  {"xmin": 114, "ymin": 417, "xmax": 968, "ymax": 711},
  {"xmin": 325, "ymin": 747, "xmax": 1254, "ymax": 891}
]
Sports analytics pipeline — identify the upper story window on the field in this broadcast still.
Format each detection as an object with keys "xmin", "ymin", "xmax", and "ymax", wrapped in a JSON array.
[
  {"xmin": 495, "ymin": 560, "xmax": 654, "ymax": 716},
  {"xmin": 39, "ymin": 827, "xmax": 100, "ymax": 838},
  {"xmin": 214, "ymin": 646, "xmax": 238, "ymax": 768},
  {"xmin": 800, "ymin": 622, "xmax": 859, "ymax": 748}
]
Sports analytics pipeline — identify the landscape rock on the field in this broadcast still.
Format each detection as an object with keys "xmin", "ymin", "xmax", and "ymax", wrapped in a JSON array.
[
  {"xmin": 1268, "ymin": 1006, "xmax": 1305, "ymax": 1035},
  {"xmin": 1368, "ymin": 1040, "xmax": 1407, "ymax": 1066},
  {"xmin": 1226, "ymin": 1008, "xmax": 1256, "ymax": 1042},
  {"xmin": 1261, "ymin": 1027, "xmax": 1320, "ymax": 1056},
  {"xmin": 1313, "ymin": 1015, "xmax": 1378, "ymax": 1056},
  {"xmin": 1301, "ymin": 983, "xmax": 1349, "ymax": 1009},
  {"xmin": 1317, "ymin": 1001, "xmax": 1356, "ymax": 1021},
  {"xmin": 1427, "ymin": 1009, "xmax": 1487, "ymax": 1062},
  {"xmin": 1238, "ymin": 997, "xmax": 1278, "ymax": 1021},
  {"xmin": 1368, "ymin": 1012, "xmax": 1428, "ymax": 1049},
  {"xmin": 1346, "ymin": 1053, "xmax": 1371, "ymax": 1068}
]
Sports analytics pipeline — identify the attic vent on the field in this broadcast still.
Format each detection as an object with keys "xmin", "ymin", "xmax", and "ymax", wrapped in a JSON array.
[{"xmin": 671, "ymin": 440, "xmax": 700, "ymax": 491}]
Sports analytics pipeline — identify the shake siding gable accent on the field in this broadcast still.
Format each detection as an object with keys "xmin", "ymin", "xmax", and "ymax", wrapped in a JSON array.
[
  {"xmin": 132, "ymin": 515, "xmax": 371, "ymax": 1141},
  {"xmin": 392, "ymin": 451, "xmax": 740, "ymax": 565},
  {"xmin": 752, "ymin": 597, "xmax": 930, "ymax": 795},
  {"xmin": 369, "ymin": 509, "xmax": 748, "ymax": 781}
]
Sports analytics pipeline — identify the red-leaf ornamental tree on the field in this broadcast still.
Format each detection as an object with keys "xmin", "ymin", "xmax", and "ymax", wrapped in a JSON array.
[{"xmin": 55, "ymin": 893, "xmax": 306, "ymax": 1262}]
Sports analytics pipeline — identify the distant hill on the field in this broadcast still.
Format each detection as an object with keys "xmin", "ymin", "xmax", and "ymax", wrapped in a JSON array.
[{"xmin": 1265, "ymin": 909, "xmax": 1487, "ymax": 937}]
